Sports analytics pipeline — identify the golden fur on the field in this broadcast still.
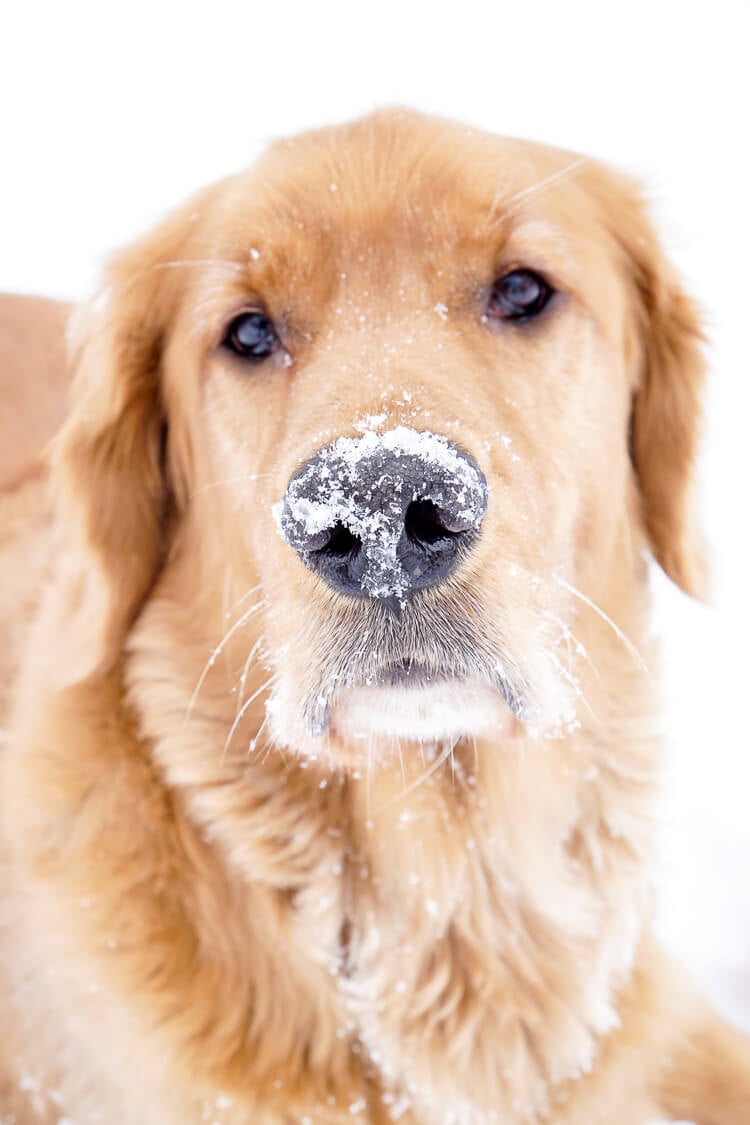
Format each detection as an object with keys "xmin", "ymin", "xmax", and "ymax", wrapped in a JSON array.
[{"xmin": 1, "ymin": 109, "xmax": 748, "ymax": 1123}]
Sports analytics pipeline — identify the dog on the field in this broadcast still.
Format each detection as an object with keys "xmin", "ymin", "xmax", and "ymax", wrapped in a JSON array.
[{"xmin": 1, "ymin": 108, "xmax": 749, "ymax": 1124}]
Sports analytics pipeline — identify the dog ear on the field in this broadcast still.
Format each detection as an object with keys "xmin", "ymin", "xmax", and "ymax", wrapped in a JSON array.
[
  {"xmin": 594, "ymin": 168, "xmax": 709, "ymax": 599},
  {"xmin": 51, "ymin": 197, "xmax": 206, "ymax": 680}
]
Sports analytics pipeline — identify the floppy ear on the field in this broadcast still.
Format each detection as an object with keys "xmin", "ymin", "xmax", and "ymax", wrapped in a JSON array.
[
  {"xmin": 598, "ymin": 170, "xmax": 709, "ymax": 600},
  {"xmin": 630, "ymin": 262, "xmax": 708, "ymax": 599},
  {"xmin": 51, "ymin": 201, "xmax": 201, "ymax": 680}
]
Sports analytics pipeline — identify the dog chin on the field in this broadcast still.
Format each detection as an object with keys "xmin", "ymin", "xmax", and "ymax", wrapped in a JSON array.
[{"xmin": 330, "ymin": 680, "xmax": 513, "ymax": 743}]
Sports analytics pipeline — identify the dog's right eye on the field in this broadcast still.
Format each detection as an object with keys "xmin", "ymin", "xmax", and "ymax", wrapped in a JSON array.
[
  {"xmin": 487, "ymin": 269, "xmax": 553, "ymax": 323},
  {"xmin": 222, "ymin": 311, "xmax": 280, "ymax": 362}
]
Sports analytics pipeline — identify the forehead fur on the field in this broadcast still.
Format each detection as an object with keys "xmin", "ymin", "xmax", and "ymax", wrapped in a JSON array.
[
  {"xmin": 257, "ymin": 108, "xmax": 582, "ymax": 216},
  {"xmin": 193, "ymin": 109, "xmax": 615, "ymax": 268}
]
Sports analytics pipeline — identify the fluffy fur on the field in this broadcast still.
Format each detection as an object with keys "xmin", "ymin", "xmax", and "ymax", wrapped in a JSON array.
[{"xmin": 1, "ymin": 109, "xmax": 748, "ymax": 1124}]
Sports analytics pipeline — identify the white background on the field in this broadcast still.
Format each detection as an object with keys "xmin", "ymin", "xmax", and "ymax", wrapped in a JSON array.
[{"xmin": 2, "ymin": 0, "xmax": 749, "ymax": 1037}]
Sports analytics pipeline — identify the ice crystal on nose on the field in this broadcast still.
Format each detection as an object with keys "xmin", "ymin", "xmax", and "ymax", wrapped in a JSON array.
[{"xmin": 274, "ymin": 427, "xmax": 488, "ymax": 600}]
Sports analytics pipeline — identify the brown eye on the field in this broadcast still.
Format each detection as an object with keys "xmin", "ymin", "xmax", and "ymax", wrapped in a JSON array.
[
  {"xmin": 222, "ymin": 311, "xmax": 279, "ymax": 361},
  {"xmin": 487, "ymin": 269, "xmax": 553, "ymax": 322}
]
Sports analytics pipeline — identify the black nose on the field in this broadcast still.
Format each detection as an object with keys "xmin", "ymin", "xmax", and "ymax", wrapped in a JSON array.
[{"xmin": 275, "ymin": 428, "xmax": 488, "ymax": 602}]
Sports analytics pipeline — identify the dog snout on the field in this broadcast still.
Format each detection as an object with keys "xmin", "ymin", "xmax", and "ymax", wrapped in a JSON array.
[{"xmin": 275, "ymin": 427, "xmax": 488, "ymax": 602}]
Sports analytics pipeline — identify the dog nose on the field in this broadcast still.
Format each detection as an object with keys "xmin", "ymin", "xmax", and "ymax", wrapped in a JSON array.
[{"xmin": 275, "ymin": 428, "xmax": 488, "ymax": 602}]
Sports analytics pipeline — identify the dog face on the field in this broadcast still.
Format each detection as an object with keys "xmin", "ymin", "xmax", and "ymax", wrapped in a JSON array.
[{"xmin": 54, "ymin": 110, "xmax": 706, "ymax": 763}]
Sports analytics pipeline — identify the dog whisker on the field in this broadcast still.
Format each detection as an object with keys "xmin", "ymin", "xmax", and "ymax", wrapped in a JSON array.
[
  {"xmin": 496, "ymin": 555, "xmax": 650, "ymax": 687},
  {"xmin": 223, "ymin": 580, "xmax": 265, "ymax": 621},
  {"xmin": 544, "ymin": 608, "xmax": 608, "ymax": 710},
  {"xmin": 498, "ymin": 156, "xmax": 588, "ymax": 219},
  {"xmin": 366, "ymin": 733, "xmax": 374, "ymax": 822},
  {"xmin": 184, "ymin": 597, "xmax": 269, "ymax": 726},
  {"xmin": 553, "ymin": 574, "xmax": 652, "ymax": 679},
  {"xmin": 235, "ymin": 634, "xmax": 267, "ymax": 718},
  {"xmin": 376, "ymin": 736, "xmax": 459, "ymax": 812},
  {"xmin": 396, "ymin": 736, "xmax": 407, "ymax": 791},
  {"xmin": 248, "ymin": 712, "xmax": 271, "ymax": 758},
  {"xmin": 222, "ymin": 672, "xmax": 277, "ymax": 760},
  {"xmin": 190, "ymin": 473, "xmax": 275, "ymax": 499},
  {"xmin": 154, "ymin": 258, "xmax": 247, "ymax": 276},
  {"xmin": 545, "ymin": 649, "xmax": 599, "ymax": 725}
]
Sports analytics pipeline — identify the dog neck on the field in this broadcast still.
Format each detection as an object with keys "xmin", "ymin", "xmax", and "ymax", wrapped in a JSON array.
[{"xmin": 116, "ymin": 558, "xmax": 660, "ymax": 1121}]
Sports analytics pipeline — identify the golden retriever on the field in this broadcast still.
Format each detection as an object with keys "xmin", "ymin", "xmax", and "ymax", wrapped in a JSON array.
[{"xmin": 1, "ymin": 109, "xmax": 749, "ymax": 1124}]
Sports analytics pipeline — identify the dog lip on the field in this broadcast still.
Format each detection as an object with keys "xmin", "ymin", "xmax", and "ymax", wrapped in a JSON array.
[
  {"xmin": 372, "ymin": 661, "xmax": 448, "ymax": 687},
  {"xmin": 308, "ymin": 689, "xmax": 333, "ymax": 736},
  {"xmin": 304, "ymin": 668, "xmax": 528, "ymax": 738},
  {"xmin": 493, "ymin": 669, "xmax": 530, "ymax": 720}
]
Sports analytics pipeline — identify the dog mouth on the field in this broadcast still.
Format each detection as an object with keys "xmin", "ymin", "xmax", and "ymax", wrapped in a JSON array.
[
  {"xmin": 368, "ymin": 659, "xmax": 527, "ymax": 715},
  {"xmin": 369, "ymin": 660, "xmax": 450, "ymax": 688},
  {"xmin": 271, "ymin": 592, "xmax": 534, "ymax": 741},
  {"xmin": 305, "ymin": 655, "xmax": 529, "ymax": 739}
]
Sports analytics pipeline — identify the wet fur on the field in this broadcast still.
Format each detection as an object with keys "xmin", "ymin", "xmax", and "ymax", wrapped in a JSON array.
[{"xmin": 1, "ymin": 110, "xmax": 749, "ymax": 1123}]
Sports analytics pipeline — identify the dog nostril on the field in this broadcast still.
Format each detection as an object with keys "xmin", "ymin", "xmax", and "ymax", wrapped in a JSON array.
[
  {"xmin": 320, "ymin": 522, "xmax": 361, "ymax": 558},
  {"xmin": 277, "ymin": 429, "xmax": 488, "ymax": 600},
  {"xmin": 404, "ymin": 499, "xmax": 455, "ymax": 547}
]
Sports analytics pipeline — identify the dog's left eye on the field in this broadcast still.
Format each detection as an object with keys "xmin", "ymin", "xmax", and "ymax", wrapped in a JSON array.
[
  {"xmin": 487, "ymin": 269, "xmax": 553, "ymax": 322},
  {"xmin": 222, "ymin": 311, "xmax": 280, "ymax": 361}
]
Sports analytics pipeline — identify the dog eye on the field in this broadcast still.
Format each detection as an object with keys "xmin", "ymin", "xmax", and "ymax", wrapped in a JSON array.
[
  {"xmin": 487, "ymin": 269, "xmax": 553, "ymax": 322},
  {"xmin": 222, "ymin": 311, "xmax": 280, "ymax": 361}
]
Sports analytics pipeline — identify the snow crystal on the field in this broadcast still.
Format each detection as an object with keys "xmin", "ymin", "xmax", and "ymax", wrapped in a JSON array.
[{"xmin": 384, "ymin": 1094, "xmax": 412, "ymax": 1120}]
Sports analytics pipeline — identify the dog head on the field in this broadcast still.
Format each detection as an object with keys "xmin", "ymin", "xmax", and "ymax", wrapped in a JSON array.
[{"xmin": 52, "ymin": 109, "xmax": 706, "ymax": 760}]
